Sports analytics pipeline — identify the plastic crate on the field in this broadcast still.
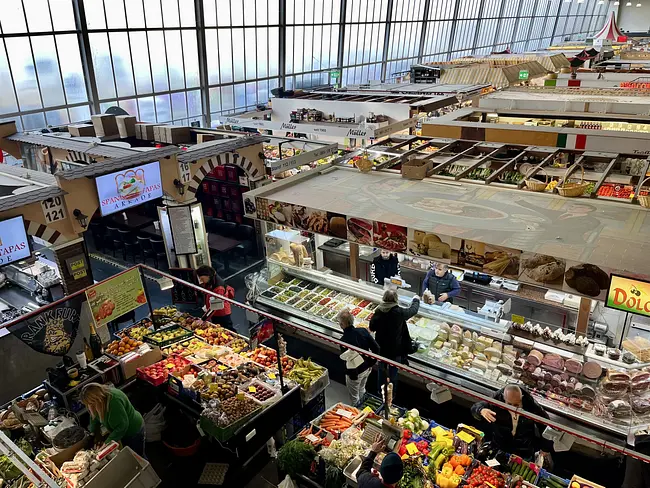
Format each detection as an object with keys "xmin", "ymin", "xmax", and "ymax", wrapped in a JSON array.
[
  {"xmin": 167, "ymin": 364, "xmax": 202, "ymax": 400},
  {"xmin": 136, "ymin": 355, "xmax": 191, "ymax": 386},
  {"xmin": 144, "ymin": 325, "xmax": 193, "ymax": 347},
  {"xmin": 538, "ymin": 469, "xmax": 570, "ymax": 488},
  {"xmin": 199, "ymin": 396, "xmax": 262, "ymax": 442},
  {"xmin": 240, "ymin": 379, "xmax": 281, "ymax": 407},
  {"xmin": 508, "ymin": 454, "xmax": 540, "ymax": 484}
]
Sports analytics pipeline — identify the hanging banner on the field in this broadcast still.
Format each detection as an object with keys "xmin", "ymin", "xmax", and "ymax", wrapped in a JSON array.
[
  {"xmin": 8, "ymin": 294, "xmax": 84, "ymax": 356},
  {"xmin": 86, "ymin": 268, "xmax": 147, "ymax": 326}
]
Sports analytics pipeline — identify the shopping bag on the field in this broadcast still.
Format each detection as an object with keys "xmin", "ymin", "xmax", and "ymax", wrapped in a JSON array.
[{"xmin": 278, "ymin": 475, "xmax": 297, "ymax": 488}]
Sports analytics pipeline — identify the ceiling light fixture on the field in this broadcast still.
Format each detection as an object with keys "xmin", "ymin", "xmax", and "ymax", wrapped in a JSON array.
[
  {"xmin": 597, "ymin": 1, "xmax": 604, "ymax": 4},
  {"xmin": 637, "ymin": 2, "xmax": 642, "ymax": 6},
  {"xmin": 626, "ymin": 1, "xmax": 632, "ymax": 5},
  {"xmin": 577, "ymin": 0, "xmax": 584, "ymax": 3},
  {"xmin": 614, "ymin": 1, "xmax": 620, "ymax": 4}
]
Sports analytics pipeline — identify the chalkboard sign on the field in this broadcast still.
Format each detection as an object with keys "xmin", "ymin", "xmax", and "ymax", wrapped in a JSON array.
[{"xmin": 169, "ymin": 268, "xmax": 199, "ymax": 304}]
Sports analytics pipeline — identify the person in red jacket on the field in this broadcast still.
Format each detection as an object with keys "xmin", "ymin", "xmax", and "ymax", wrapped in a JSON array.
[{"xmin": 195, "ymin": 265, "xmax": 236, "ymax": 330}]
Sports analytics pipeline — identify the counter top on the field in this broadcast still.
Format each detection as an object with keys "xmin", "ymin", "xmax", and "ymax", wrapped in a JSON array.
[{"xmin": 318, "ymin": 239, "xmax": 378, "ymax": 264}]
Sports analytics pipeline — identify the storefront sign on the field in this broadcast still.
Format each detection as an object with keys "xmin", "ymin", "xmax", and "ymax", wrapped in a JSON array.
[
  {"xmin": 268, "ymin": 143, "xmax": 338, "ymax": 174},
  {"xmin": 41, "ymin": 196, "xmax": 67, "ymax": 223},
  {"xmin": 606, "ymin": 274, "xmax": 650, "ymax": 317},
  {"xmin": 8, "ymin": 294, "xmax": 84, "ymax": 356},
  {"xmin": 86, "ymin": 268, "xmax": 147, "ymax": 326},
  {"xmin": 0, "ymin": 216, "xmax": 31, "ymax": 266},
  {"xmin": 168, "ymin": 205, "xmax": 197, "ymax": 255},
  {"xmin": 95, "ymin": 161, "xmax": 163, "ymax": 216}
]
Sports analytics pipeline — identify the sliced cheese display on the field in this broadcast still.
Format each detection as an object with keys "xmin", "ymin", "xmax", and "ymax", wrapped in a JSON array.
[
  {"xmin": 471, "ymin": 359, "xmax": 489, "ymax": 371},
  {"xmin": 502, "ymin": 354, "xmax": 516, "ymax": 367},
  {"xmin": 484, "ymin": 347, "xmax": 502, "ymax": 360}
]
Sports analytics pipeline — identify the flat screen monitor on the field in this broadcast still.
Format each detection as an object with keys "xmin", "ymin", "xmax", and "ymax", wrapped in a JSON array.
[
  {"xmin": 95, "ymin": 161, "xmax": 163, "ymax": 217},
  {"xmin": 0, "ymin": 215, "xmax": 31, "ymax": 267}
]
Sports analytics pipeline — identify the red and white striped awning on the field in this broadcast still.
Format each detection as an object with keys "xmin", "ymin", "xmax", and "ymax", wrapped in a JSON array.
[{"xmin": 594, "ymin": 12, "xmax": 623, "ymax": 42}]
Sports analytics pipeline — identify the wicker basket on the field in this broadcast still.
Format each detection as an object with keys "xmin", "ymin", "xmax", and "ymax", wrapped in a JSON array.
[
  {"xmin": 638, "ymin": 176, "xmax": 650, "ymax": 209},
  {"xmin": 525, "ymin": 171, "xmax": 548, "ymax": 192},
  {"xmin": 557, "ymin": 165, "xmax": 589, "ymax": 197}
]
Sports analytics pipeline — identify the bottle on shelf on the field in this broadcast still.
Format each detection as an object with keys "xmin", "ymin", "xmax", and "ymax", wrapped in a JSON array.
[
  {"xmin": 83, "ymin": 337, "xmax": 94, "ymax": 362},
  {"xmin": 88, "ymin": 322, "xmax": 103, "ymax": 359}
]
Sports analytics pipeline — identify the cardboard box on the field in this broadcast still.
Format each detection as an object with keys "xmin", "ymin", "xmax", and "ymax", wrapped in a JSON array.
[
  {"xmin": 68, "ymin": 124, "xmax": 95, "ymax": 137},
  {"xmin": 135, "ymin": 123, "xmax": 156, "ymax": 140},
  {"xmin": 115, "ymin": 115, "xmax": 136, "ymax": 138},
  {"xmin": 197, "ymin": 133, "xmax": 218, "ymax": 143},
  {"xmin": 48, "ymin": 434, "xmax": 92, "ymax": 467},
  {"xmin": 164, "ymin": 126, "xmax": 191, "ymax": 144},
  {"xmin": 91, "ymin": 114, "xmax": 119, "ymax": 138},
  {"xmin": 153, "ymin": 124, "xmax": 168, "ymax": 142},
  {"xmin": 401, "ymin": 157, "xmax": 433, "ymax": 180},
  {"xmin": 119, "ymin": 346, "xmax": 163, "ymax": 379}
]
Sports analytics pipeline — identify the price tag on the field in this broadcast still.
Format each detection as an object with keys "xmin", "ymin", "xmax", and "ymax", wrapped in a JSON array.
[
  {"xmin": 363, "ymin": 406, "xmax": 374, "ymax": 414},
  {"xmin": 511, "ymin": 314, "xmax": 525, "ymax": 325},
  {"xmin": 222, "ymin": 333, "xmax": 229, "ymax": 339},
  {"xmin": 236, "ymin": 393, "xmax": 245, "ymax": 400},
  {"xmin": 486, "ymin": 458, "xmax": 500, "ymax": 467},
  {"xmin": 306, "ymin": 434, "xmax": 319, "ymax": 443},
  {"xmin": 405, "ymin": 442, "xmax": 419, "ymax": 455},
  {"xmin": 217, "ymin": 365, "xmax": 227, "ymax": 371},
  {"xmin": 258, "ymin": 354, "xmax": 267, "ymax": 359},
  {"xmin": 248, "ymin": 386, "xmax": 257, "ymax": 393},
  {"xmin": 268, "ymin": 373, "xmax": 276, "ymax": 379},
  {"xmin": 456, "ymin": 431, "xmax": 475, "ymax": 444},
  {"xmin": 336, "ymin": 409, "xmax": 354, "ymax": 419}
]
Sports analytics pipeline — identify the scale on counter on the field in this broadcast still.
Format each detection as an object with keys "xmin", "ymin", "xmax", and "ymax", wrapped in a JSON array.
[
  {"xmin": 361, "ymin": 418, "xmax": 402, "ymax": 451},
  {"xmin": 477, "ymin": 298, "xmax": 511, "ymax": 322},
  {"xmin": 383, "ymin": 276, "xmax": 411, "ymax": 290}
]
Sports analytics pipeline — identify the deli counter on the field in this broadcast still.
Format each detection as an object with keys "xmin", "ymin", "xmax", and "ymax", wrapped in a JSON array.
[{"xmin": 252, "ymin": 255, "xmax": 646, "ymax": 447}]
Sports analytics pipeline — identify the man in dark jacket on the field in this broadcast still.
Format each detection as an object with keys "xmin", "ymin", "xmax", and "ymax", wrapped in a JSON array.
[
  {"xmin": 422, "ymin": 263, "xmax": 460, "ymax": 303},
  {"xmin": 339, "ymin": 309, "xmax": 380, "ymax": 405},
  {"xmin": 369, "ymin": 290, "xmax": 419, "ymax": 394},
  {"xmin": 471, "ymin": 384, "xmax": 553, "ymax": 460},
  {"xmin": 357, "ymin": 434, "xmax": 403, "ymax": 488},
  {"xmin": 370, "ymin": 250, "xmax": 401, "ymax": 286}
]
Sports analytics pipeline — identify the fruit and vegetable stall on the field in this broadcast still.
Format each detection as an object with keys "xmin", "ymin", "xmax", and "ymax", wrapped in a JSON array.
[{"xmin": 277, "ymin": 398, "xmax": 597, "ymax": 488}]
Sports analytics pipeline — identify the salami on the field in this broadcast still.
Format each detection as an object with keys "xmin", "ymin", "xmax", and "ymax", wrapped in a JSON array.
[
  {"xmin": 565, "ymin": 358, "xmax": 583, "ymax": 375},
  {"xmin": 527, "ymin": 350, "xmax": 544, "ymax": 367},
  {"xmin": 582, "ymin": 361, "xmax": 603, "ymax": 379}
]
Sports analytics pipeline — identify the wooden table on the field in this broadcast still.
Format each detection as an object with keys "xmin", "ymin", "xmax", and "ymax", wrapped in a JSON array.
[
  {"xmin": 108, "ymin": 212, "xmax": 156, "ymax": 230},
  {"xmin": 208, "ymin": 234, "xmax": 242, "ymax": 273}
]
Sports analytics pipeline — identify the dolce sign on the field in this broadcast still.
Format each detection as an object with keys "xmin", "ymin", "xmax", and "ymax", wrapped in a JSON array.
[
  {"xmin": 606, "ymin": 274, "xmax": 650, "ymax": 317},
  {"xmin": 0, "ymin": 216, "xmax": 31, "ymax": 266},
  {"xmin": 96, "ymin": 161, "xmax": 164, "ymax": 216}
]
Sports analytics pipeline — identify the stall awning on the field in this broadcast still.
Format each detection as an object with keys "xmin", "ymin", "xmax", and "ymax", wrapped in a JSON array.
[
  {"xmin": 56, "ymin": 146, "xmax": 181, "ymax": 180},
  {"xmin": 0, "ymin": 166, "xmax": 66, "ymax": 212},
  {"xmin": 177, "ymin": 135, "xmax": 269, "ymax": 163},
  {"xmin": 6, "ymin": 133, "xmax": 137, "ymax": 159}
]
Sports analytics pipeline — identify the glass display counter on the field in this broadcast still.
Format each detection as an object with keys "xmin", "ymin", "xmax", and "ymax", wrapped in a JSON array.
[{"xmin": 252, "ymin": 260, "xmax": 644, "ymax": 440}]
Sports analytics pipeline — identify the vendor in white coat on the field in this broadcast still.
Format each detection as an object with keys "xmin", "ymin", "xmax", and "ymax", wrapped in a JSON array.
[{"xmin": 339, "ymin": 310, "xmax": 381, "ymax": 405}]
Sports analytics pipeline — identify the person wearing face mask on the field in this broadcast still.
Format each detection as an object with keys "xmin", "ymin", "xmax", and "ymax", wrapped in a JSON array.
[
  {"xmin": 471, "ymin": 384, "xmax": 553, "ymax": 461},
  {"xmin": 370, "ymin": 250, "xmax": 401, "ymax": 286},
  {"xmin": 421, "ymin": 262, "xmax": 460, "ymax": 304}
]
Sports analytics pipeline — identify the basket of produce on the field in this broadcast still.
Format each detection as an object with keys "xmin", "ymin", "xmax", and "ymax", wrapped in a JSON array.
[
  {"xmin": 152, "ymin": 306, "xmax": 178, "ymax": 327},
  {"xmin": 137, "ymin": 355, "xmax": 191, "ymax": 386},
  {"xmin": 312, "ymin": 403, "xmax": 360, "ymax": 438},
  {"xmin": 161, "ymin": 337, "xmax": 208, "ymax": 357},
  {"xmin": 105, "ymin": 336, "xmax": 144, "ymax": 357},
  {"xmin": 537, "ymin": 469, "xmax": 569, "ymax": 488},
  {"xmin": 287, "ymin": 358, "xmax": 330, "ymax": 403},
  {"xmin": 241, "ymin": 380, "xmax": 281, "ymax": 407},
  {"xmin": 194, "ymin": 325, "xmax": 235, "ymax": 346},
  {"xmin": 144, "ymin": 325, "xmax": 193, "ymax": 347},
  {"xmin": 199, "ymin": 394, "xmax": 262, "ymax": 442},
  {"xmin": 557, "ymin": 166, "xmax": 589, "ymax": 197},
  {"xmin": 116, "ymin": 320, "xmax": 152, "ymax": 341},
  {"xmin": 247, "ymin": 346, "xmax": 280, "ymax": 368},
  {"xmin": 637, "ymin": 176, "xmax": 650, "ymax": 208},
  {"xmin": 525, "ymin": 171, "xmax": 548, "ymax": 192},
  {"xmin": 167, "ymin": 364, "xmax": 202, "ymax": 400},
  {"xmin": 507, "ymin": 454, "xmax": 540, "ymax": 485},
  {"xmin": 191, "ymin": 371, "xmax": 239, "ymax": 402},
  {"xmin": 464, "ymin": 462, "xmax": 506, "ymax": 487}
]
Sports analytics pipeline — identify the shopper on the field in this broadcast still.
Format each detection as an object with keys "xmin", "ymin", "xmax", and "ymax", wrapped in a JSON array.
[
  {"xmin": 338, "ymin": 309, "xmax": 380, "ymax": 405},
  {"xmin": 195, "ymin": 265, "xmax": 236, "ymax": 331},
  {"xmin": 369, "ymin": 290, "xmax": 419, "ymax": 394},
  {"xmin": 357, "ymin": 434, "xmax": 404, "ymax": 488},
  {"xmin": 622, "ymin": 434, "xmax": 650, "ymax": 488},
  {"xmin": 421, "ymin": 262, "xmax": 460, "ymax": 303},
  {"xmin": 471, "ymin": 384, "xmax": 553, "ymax": 461},
  {"xmin": 80, "ymin": 383, "xmax": 145, "ymax": 457},
  {"xmin": 370, "ymin": 250, "xmax": 401, "ymax": 286}
]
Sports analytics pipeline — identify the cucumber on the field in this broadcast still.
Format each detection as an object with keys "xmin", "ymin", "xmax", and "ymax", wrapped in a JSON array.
[
  {"xmin": 527, "ymin": 470, "xmax": 537, "ymax": 483},
  {"xmin": 545, "ymin": 477, "xmax": 565, "ymax": 488},
  {"xmin": 518, "ymin": 463, "xmax": 527, "ymax": 476}
]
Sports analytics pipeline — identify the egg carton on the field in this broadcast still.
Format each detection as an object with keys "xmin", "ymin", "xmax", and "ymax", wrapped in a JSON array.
[{"xmin": 198, "ymin": 463, "xmax": 229, "ymax": 485}]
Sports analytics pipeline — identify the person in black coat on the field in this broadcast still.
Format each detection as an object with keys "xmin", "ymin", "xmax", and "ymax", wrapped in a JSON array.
[
  {"xmin": 370, "ymin": 250, "xmax": 401, "ymax": 286},
  {"xmin": 421, "ymin": 262, "xmax": 460, "ymax": 303},
  {"xmin": 339, "ymin": 309, "xmax": 380, "ymax": 405},
  {"xmin": 369, "ymin": 289, "xmax": 419, "ymax": 394},
  {"xmin": 471, "ymin": 384, "xmax": 553, "ymax": 461},
  {"xmin": 357, "ymin": 434, "xmax": 404, "ymax": 488},
  {"xmin": 622, "ymin": 435, "xmax": 650, "ymax": 488}
]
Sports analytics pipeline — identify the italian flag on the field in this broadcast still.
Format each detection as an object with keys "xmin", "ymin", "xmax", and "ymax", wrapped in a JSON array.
[{"xmin": 557, "ymin": 133, "xmax": 587, "ymax": 150}]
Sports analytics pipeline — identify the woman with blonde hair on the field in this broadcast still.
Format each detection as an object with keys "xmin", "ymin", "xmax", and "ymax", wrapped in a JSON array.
[{"xmin": 79, "ymin": 383, "xmax": 145, "ymax": 457}]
